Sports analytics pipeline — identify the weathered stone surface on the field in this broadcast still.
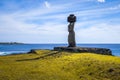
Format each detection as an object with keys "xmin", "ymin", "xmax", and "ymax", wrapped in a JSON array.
[
  {"xmin": 67, "ymin": 14, "xmax": 76, "ymax": 47},
  {"xmin": 67, "ymin": 14, "xmax": 76, "ymax": 23},
  {"xmin": 68, "ymin": 23, "xmax": 76, "ymax": 47},
  {"xmin": 28, "ymin": 49, "xmax": 37, "ymax": 54},
  {"xmin": 54, "ymin": 47, "xmax": 112, "ymax": 55}
]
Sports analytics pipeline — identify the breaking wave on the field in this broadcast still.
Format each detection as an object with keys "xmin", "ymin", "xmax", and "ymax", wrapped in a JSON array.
[{"xmin": 0, "ymin": 51, "xmax": 28, "ymax": 55}]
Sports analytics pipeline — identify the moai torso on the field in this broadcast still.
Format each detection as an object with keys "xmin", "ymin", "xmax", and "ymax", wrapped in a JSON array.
[{"xmin": 67, "ymin": 14, "xmax": 76, "ymax": 47}]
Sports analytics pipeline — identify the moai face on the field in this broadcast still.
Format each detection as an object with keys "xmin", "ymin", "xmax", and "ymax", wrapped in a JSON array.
[{"xmin": 67, "ymin": 14, "xmax": 76, "ymax": 23}]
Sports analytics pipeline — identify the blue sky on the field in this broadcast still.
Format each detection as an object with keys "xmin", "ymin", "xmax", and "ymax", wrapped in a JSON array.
[{"xmin": 0, "ymin": 0, "xmax": 120, "ymax": 43}]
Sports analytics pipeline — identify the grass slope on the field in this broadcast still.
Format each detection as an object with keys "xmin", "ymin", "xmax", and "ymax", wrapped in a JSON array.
[{"xmin": 0, "ymin": 50, "xmax": 120, "ymax": 80}]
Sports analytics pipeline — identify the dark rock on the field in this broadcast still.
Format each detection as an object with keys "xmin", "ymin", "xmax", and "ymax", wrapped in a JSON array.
[
  {"xmin": 28, "ymin": 49, "xmax": 37, "ymax": 54},
  {"xmin": 108, "ymin": 68, "xmax": 114, "ymax": 72},
  {"xmin": 67, "ymin": 14, "xmax": 76, "ymax": 23},
  {"xmin": 54, "ymin": 47, "xmax": 112, "ymax": 55}
]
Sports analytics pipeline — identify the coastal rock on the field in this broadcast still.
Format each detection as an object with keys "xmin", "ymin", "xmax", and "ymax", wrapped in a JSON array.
[
  {"xmin": 28, "ymin": 49, "xmax": 37, "ymax": 54},
  {"xmin": 54, "ymin": 47, "xmax": 112, "ymax": 55}
]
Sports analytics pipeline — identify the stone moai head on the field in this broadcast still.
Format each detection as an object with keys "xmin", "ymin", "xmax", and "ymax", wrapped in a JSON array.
[{"xmin": 67, "ymin": 14, "xmax": 76, "ymax": 23}]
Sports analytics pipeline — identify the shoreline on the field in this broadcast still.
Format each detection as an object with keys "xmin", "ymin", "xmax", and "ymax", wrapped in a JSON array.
[{"xmin": 0, "ymin": 44, "xmax": 120, "ymax": 56}]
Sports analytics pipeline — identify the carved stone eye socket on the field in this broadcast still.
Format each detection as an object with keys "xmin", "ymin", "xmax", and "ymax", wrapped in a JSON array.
[{"xmin": 67, "ymin": 14, "xmax": 76, "ymax": 23}]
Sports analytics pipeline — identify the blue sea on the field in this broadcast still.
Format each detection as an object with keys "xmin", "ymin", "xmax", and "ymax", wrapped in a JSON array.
[{"xmin": 0, "ymin": 44, "xmax": 120, "ymax": 56}]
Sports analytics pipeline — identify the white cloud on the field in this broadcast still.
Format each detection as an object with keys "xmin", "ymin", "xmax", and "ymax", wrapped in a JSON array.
[
  {"xmin": 97, "ymin": 0, "xmax": 105, "ymax": 3},
  {"xmin": 0, "ymin": 0, "xmax": 120, "ymax": 43},
  {"xmin": 44, "ymin": 1, "xmax": 51, "ymax": 8},
  {"xmin": 76, "ymin": 23, "xmax": 120, "ymax": 43},
  {"xmin": 109, "ymin": 4, "xmax": 120, "ymax": 10},
  {"xmin": 0, "ymin": 14, "xmax": 67, "ymax": 43}
]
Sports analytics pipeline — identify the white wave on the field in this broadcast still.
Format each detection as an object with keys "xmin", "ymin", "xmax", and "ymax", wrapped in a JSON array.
[
  {"xmin": 0, "ymin": 51, "xmax": 28, "ymax": 55},
  {"xmin": 0, "ymin": 52, "xmax": 7, "ymax": 55}
]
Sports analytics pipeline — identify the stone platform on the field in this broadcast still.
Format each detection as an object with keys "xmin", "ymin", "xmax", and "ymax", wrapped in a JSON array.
[{"xmin": 54, "ymin": 47, "xmax": 112, "ymax": 55}]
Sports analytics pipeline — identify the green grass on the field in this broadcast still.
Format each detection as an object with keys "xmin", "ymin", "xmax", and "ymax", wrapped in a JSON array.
[{"xmin": 0, "ymin": 50, "xmax": 120, "ymax": 80}]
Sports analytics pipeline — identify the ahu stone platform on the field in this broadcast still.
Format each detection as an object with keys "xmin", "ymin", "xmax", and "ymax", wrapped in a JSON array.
[{"xmin": 54, "ymin": 47, "xmax": 112, "ymax": 55}]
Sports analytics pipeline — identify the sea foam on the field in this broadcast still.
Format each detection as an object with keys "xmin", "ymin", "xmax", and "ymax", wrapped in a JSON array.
[{"xmin": 0, "ymin": 52, "xmax": 7, "ymax": 55}]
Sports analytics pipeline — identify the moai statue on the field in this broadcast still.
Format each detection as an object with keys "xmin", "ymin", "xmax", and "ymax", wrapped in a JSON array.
[{"xmin": 67, "ymin": 14, "xmax": 76, "ymax": 47}]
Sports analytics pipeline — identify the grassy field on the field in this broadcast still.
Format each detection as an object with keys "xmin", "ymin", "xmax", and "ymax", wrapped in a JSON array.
[{"xmin": 0, "ymin": 50, "xmax": 120, "ymax": 80}]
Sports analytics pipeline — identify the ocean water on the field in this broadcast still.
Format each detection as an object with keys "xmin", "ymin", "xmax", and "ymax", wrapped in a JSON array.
[{"xmin": 0, "ymin": 44, "xmax": 120, "ymax": 56}]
